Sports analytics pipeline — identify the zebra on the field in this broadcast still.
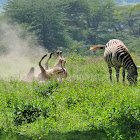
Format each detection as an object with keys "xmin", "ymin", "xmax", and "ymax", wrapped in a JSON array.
[
  {"xmin": 90, "ymin": 39, "xmax": 140, "ymax": 85},
  {"xmin": 23, "ymin": 52, "xmax": 67, "ymax": 82}
]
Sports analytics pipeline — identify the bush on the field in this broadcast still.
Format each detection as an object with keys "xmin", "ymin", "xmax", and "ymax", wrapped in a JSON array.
[
  {"xmin": 33, "ymin": 80, "xmax": 59, "ymax": 97},
  {"xmin": 13, "ymin": 103, "xmax": 41, "ymax": 125}
]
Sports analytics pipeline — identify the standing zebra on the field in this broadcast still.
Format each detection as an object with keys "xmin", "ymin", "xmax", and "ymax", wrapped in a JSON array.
[{"xmin": 90, "ymin": 39, "xmax": 140, "ymax": 85}]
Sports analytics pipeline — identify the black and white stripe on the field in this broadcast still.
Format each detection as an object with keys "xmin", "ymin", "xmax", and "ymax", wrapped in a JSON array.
[{"xmin": 90, "ymin": 39, "xmax": 139, "ymax": 84}]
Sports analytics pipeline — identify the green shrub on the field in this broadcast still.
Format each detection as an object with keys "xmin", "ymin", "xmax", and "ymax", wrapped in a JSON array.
[
  {"xmin": 13, "ymin": 103, "xmax": 41, "ymax": 125},
  {"xmin": 33, "ymin": 80, "xmax": 59, "ymax": 97}
]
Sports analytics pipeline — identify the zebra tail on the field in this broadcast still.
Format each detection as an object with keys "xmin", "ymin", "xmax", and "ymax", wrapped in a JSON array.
[{"xmin": 90, "ymin": 45, "xmax": 105, "ymax": 50}]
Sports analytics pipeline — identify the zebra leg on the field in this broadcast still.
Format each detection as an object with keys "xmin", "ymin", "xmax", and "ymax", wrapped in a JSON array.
[
  {"xmin": 108, "ymin": 65, "xmax": 112, "ymax": 82},
  {"xmin": 115, "ymin": 68, "xmax": 120, "ymax": 83},
  {"xmin": 45, "ymin": 53, "xmax": 53, "ymax": 70},
  {"xmin": 24, "ymin": 67, "xmax": 35, "ymax": 82},
  {"xmin": 122, "ymin": 67, "xmax": 125, "ymax": 83},
  {"xmin": 39, "ymin": 54, "xmax": 47, "ymax": 72}
]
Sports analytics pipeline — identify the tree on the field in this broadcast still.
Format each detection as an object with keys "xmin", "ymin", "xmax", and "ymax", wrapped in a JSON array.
[
  {"xmin": 5, "ymin": 0, "xmax": 140, "ymax": 55},
  {"xmin": 65, "ymin": 0, "xmax": 115, "ymax": 45},
  {"xmin": 4, "ymin": 0, "xmax": 72, "ymax": 51}
]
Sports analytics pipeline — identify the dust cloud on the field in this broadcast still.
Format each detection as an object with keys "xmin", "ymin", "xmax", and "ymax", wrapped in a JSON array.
[{"xmin": 0, "ymin": 21, "xmax": 47, "ymax": 80}]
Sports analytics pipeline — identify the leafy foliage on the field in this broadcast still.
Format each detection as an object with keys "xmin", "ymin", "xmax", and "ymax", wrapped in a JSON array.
[
  {"xmin": 2, "ymin": 0, "xmax": 116, "ymax": 52},
  {"xmin": 33, "ymin": 80, "xmax": 59, "ymax": 97},
  {"xmin": 4, "ymin": 0, "xmax": 72, "ymax": 51},
  {"xmin": 0, "ymin": 55, "xmax": 140, "ymax": 139},
  {"xmin": 13, "ymin": 103, "xmax": 41, "ymax": 125},
  {"xmin": 0, "ymin": 0, "xmax": 140, "ymax": 54}
]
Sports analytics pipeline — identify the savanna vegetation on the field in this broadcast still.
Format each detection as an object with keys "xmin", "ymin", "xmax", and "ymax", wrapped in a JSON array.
[
  {"xmin": 0, "ymin": 55, "xmax": 140, "ymax": 140},
  {"xmin": 0, "ymin": 0, "xmax": 140, "ymax": 140}
]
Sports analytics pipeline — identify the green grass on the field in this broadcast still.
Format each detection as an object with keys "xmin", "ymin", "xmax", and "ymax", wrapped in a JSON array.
[{"xmin": 0, "ymin": 54, "xmax": 140, "ymax": 140}]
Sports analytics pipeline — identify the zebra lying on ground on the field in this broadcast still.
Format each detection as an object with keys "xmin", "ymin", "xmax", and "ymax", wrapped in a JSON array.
[
  {"xmin": 90, "ymin": 39, "xmax": 140, "ymax": 85},
  {"xmin": 24, "ymin": 51, "xmax": 67, "ymax": 82}
]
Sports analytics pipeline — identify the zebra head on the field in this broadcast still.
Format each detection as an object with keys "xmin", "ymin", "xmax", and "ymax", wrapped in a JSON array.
[{"xmin": 127, "ymin": 65, "xmax": 138, "ymax": 85}]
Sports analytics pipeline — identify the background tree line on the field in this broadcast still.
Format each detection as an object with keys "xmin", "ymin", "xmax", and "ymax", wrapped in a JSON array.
[
  {"xmin": 115, "ymin": 0, "xmax": 140, "ymax": 3},
  {"xmin": 0, "ymin": 0, "xmax": 140, "ymax": 55}
]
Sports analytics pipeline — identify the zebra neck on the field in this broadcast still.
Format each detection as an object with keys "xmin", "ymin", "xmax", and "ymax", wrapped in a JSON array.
[
  {"xmin": 122, "ymin": 55, "xmax": 136, "ymax": 70},
  {"xmin": 125, "ymin": 63, "xmax": 137, "ymax": 71}
]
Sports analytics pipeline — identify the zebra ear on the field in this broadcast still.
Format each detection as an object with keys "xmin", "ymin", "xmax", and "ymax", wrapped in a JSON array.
[{"xmin": 137, "ymin": 66, "xmax": 140, "ymax": 69}]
